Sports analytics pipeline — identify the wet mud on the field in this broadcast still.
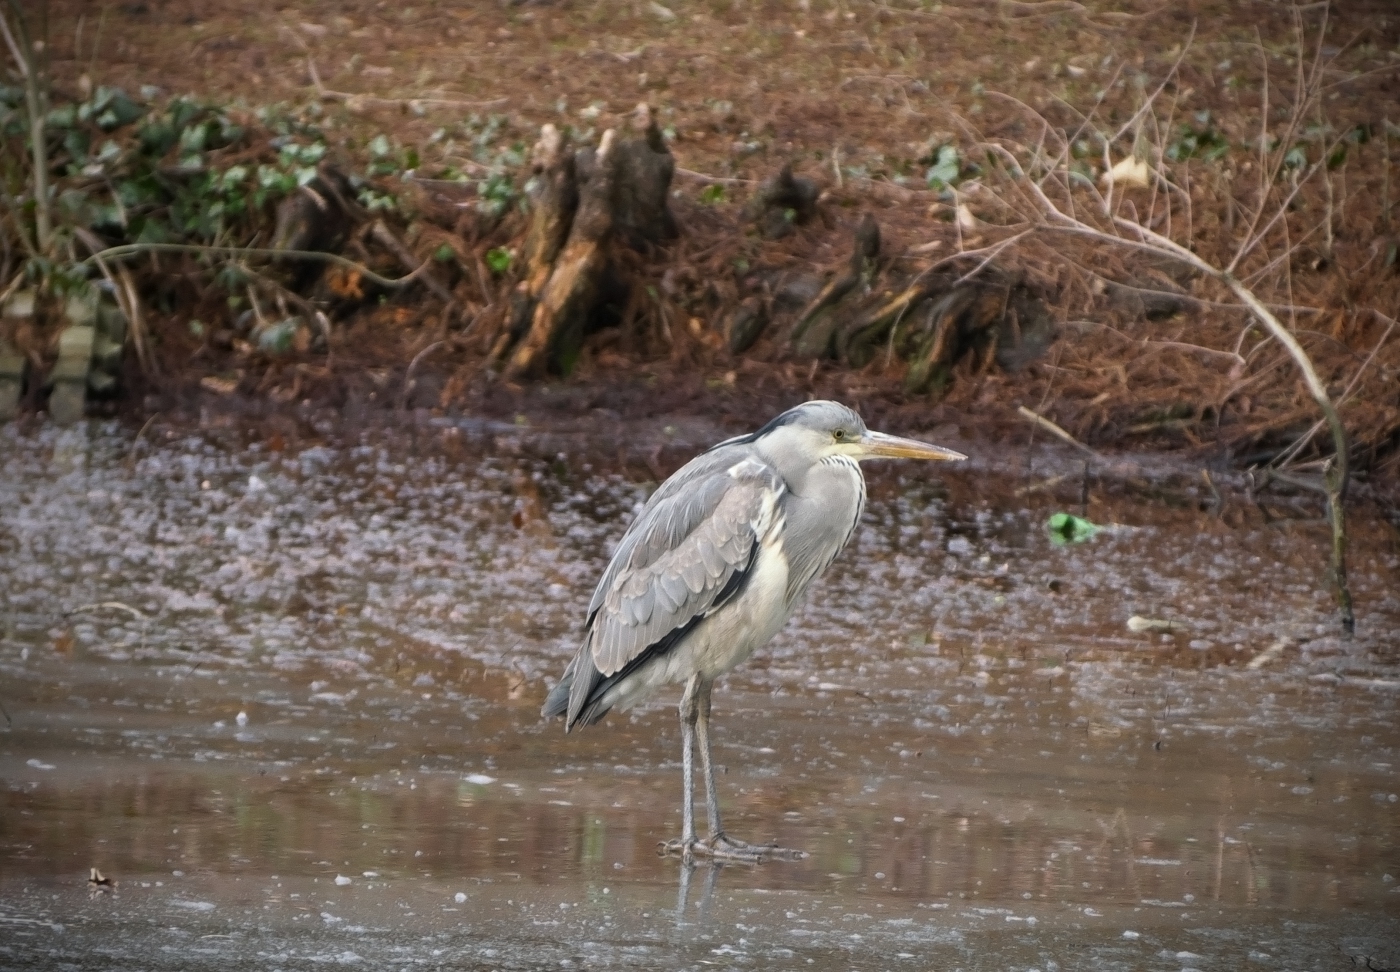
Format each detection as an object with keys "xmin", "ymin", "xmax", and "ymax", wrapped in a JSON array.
[{"xmin": 1, "ymin": 418, "xmax": 1397, "ymax": 970}]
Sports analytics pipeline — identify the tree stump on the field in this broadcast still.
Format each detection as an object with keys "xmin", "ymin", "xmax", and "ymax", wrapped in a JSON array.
[
  {"xmin": 497, "ymin": 105, "xmax": 677, "ymax": 378},
  {"xmin": 785, "ymin": 214, "xmax": 1055, "ymax": 394},
  {"xmin": 791, "ymin": 213, "xmax": 880, "ymax": 358},
  {"xmin": 748, "ymin": 163, "xmax": 819, "ymax": 240}
]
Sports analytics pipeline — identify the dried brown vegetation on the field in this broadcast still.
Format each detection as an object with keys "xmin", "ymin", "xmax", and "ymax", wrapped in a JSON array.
[{"xmin": 6, "ymin": 0, "xmax": 1398, "ymax": 482}]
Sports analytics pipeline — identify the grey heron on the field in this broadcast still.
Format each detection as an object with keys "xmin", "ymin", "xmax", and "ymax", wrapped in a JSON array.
[{"xmin": 543, "ymin": 400, "xmax": 966, "ymax": 861}]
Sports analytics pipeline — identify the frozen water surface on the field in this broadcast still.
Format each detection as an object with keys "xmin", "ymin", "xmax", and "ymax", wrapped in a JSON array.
[{"xmin": 1, "ymin": 418, "xmax": 1397, "ymax": 971}]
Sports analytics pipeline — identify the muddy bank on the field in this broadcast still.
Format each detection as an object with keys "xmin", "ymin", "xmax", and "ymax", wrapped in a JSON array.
[
  {"xmin": 6, "ymin": 1, "xmax": 1399, "ymax": 475},
  {"xmin": 1, "ymin": 418, "xmax": 1398, "ymax": 969}
]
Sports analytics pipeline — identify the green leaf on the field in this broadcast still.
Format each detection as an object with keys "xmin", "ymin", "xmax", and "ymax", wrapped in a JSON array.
[
  {"xmin": 95, "ymin": 87, "xmax": 146, "ymax": 129},
  {"xmin": 358, "ymin": 188, "xmax": 397, "ymax": 212},
  {"xmin": 485, "ymin": 247, "xmax": 513, "ymax": 274},
  {"xmin": 256, "ymin": 317, "xmax": 300, "ymax": 355},
  {"xmin": 216, "ymin": 264, "xmax": 249, "ymax": 291},
  {"xmin": 91, "ymin": 203, "xmax": 125, "ymax": 230},
  {"xmin": 135, "ymin": 218, "xmax": 171, "ymax": 244},
  {"xmin": 925, "ymin": 144, "xmax": 961, "ymax": 189},
  {"xmin": 63, "ymin": 128, "xmax": 91, "ymax": 165},
  {"xmin": 700, "ymin": 183, "xmax": 726, "ymax": 204},
  {"xmin": 138, "ymin": 118, "xmax": 178, "ymax": 156},
  {"xmin": 1046, "ymin": 512, "xmax": 1101, "ymax": 546},
  {"xmin": 47, "ymin": 104, "xmax": 78, "ymax": 129},
  {"xmin": 169, "ymin": 98, "xmax": 202, "ymax": 132},
  {"xmin": 434, "ymin": 244, "xmax": 456, "ymax": 263}
]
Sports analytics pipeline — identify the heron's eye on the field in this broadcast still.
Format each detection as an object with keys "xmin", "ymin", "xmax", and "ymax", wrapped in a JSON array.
[{"xmin": 833, "ymin": 429, "xmax": 846, "ymax": 441}]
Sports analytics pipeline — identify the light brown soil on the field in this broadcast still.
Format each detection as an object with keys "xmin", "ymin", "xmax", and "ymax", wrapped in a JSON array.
[{"xmin": 32, "ymin": 0, "xmax": 1400, "ymax": 477}]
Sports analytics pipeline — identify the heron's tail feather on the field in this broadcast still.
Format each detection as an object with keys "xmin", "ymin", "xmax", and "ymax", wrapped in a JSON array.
[
  {"xmin": 541, "ymin": 674, "xmax": 571, "ymax": 721},
  {"xmin": 541, "ymin": 645, "xmax": 611, "ymax": 731}
]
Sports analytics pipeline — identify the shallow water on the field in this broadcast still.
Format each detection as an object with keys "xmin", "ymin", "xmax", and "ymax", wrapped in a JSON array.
[{"xmin": 1, "ymin": 417, "xmax": 1397, "ymax": 971}]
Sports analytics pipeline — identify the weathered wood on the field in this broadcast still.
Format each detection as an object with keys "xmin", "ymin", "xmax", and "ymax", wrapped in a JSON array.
[
  {"xmin": 500, "ymin": 106, "xmax": 678, "ymax": 378},
  {"xmin": 490, "ymin": 125, "xmax": 580, "ymax": 364},
  {"xmin": 612, "ymin": 104, "xmax": 677, "ymax": 250},
  {"xmin": 902, "ymin": 286, "xmax": 1009, "ymax": 394},
  {"xmin": 835, "ymin": 281, "xmax": 933, "ymax": 368},
  {"xmin": 505, "ymin": 130, "xmax": 620, "ymax": 378},
  {"xmin": 725, "ymin": 295, "xmax": 769, "ymax": 353},
  {"xmin": 749, "ymin": 163, "xmax": 819, "ymax": 240},
  {"xmin": 791, "ymin": 214, "xmax": 880, "ymax": 358},
  {"xmin": 272, "ymin": 164, "xmax": 356, "ymax": 256}
]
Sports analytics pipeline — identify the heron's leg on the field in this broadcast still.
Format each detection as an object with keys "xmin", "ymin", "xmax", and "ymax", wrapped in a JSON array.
[
  {"xmin": 693, "ymin": 681, "xmax": 806, "ymax": 863},
  {"xmin": 660, "ymin": 673, "xmax": 705, "ymax": 859},
  {"xmin": 694, "ymin": 679, "xmax": 724, "ymax": 839}
]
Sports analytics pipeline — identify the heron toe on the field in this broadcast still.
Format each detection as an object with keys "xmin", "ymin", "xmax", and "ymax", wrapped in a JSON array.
[
  {"xmin": 706, "ymin": 832, "xmax": 807, "ymax": 862},
  {"xmin": 661, "ymin": 832, "xmax": 806, "ymax": 863}
]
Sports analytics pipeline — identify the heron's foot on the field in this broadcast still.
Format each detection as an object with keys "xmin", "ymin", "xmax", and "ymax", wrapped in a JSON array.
[
  {"xmin": 662, "ymin": 832, "xmax": 805, "ymax": 863},
  {"xmin": 659, "ymin": 836, "xmax": 699, "ymax": 861}
]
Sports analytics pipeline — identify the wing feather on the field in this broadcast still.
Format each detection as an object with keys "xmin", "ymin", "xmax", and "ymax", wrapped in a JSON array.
[{"xmin": 587, "ymin": 456, "xmax": 782, "ymax": 679}]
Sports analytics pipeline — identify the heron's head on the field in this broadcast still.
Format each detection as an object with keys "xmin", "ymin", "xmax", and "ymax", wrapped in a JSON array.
[{"xmin": 754, "ymin": 400, "xmax": 967, "ymax": 466}]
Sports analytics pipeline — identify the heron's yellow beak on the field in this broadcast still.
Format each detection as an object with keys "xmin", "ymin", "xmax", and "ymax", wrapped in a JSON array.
[{"xmin": 859, "ymin": 429, "xmax": 967, "ymax": 462}]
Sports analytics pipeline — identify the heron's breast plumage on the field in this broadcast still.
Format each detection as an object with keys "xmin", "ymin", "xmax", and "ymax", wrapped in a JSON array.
[{"xmin": 781, "ymin": 454, "xmax": 865, "ymax": 603}]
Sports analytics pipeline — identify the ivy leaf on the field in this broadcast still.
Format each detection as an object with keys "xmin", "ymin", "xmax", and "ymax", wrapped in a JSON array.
[
  {"xmin": 1046, "ymin": 512, "xmax": 1101, "ymax": 546},
  {"xmin": 925, "ymin": 144, "xmax": 961, "ymax": 189},
  {"xmin": 485, "ymin": 248, "xmax": 513, "ymax": 274}
]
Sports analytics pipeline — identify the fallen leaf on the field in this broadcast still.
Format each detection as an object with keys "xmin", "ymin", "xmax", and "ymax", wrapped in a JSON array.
[
  {"xmin": 200, "ymin": 375, "xmax": 240, "ymax": 395},
  {"xmin": 325, "ymin": 266, "xmax": 364, "ymax": 299},
  {"xmin": 1127, "ymin": 615, "xmax": 1177, "ymax": 633},
  {"xmin": 1101, "ymin": 156, "xmax": 1150, "ymax": 189}
]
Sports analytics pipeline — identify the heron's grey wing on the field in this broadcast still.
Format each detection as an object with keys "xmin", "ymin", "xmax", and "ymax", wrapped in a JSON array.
[
  {"xmin": 588, "ymin": 455, "xmax": 784, "ymax": 678},
  {"xmin": 584, "ymin": 444, "xmax": 743, "ymax": 623}
]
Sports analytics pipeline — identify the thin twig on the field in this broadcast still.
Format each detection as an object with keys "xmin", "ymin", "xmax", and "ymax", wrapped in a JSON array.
[
  {"xmin": 1273, "ymin": 311, "xmax": 1397, "ymax": 469},
  {"xmin": 287, "ymin": 29, "xmax": 506, "ymax": 113},
  {"xmin": 1106, "ymin": 24, "xmax": 1196, "ymax": 148},
  {"xmin": 675, "ymin": 168, "xmax": 756, "ymax": 186},
  {"xmin": 66, "ymin": 601, "xmax": 147, "ymax": 620},
  {"xmin": 79, "ymin": 242, "xmax": 433, "ymax": 290},
  {"xmin": 73, "ymin": 227, "xmax": 156, "ymax": 377},
  {"xmin": 400, "ymin": 339, "xmax": 445, "ymax": 410},
  {"xmin": 908, "ymin": 230, "xmax": 1034, "ymax": 289},
  {"xmin": 370, "ymin": 220, "xmax": 454, "ymax": 305},
  {"xmin": 116, "ymin": 264, "xmax": 155, "ymax": 377},
  {"xmin": 979, "ymin": 65, "xmax": 1357, "ymax": 632},
  {"xmin": 1017, "ymin": 405, "xmax": 1103, "ymax": 459},
  {"xmin": 1, "ymin": 5, "xmax": 51, "ymax": 253}
]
